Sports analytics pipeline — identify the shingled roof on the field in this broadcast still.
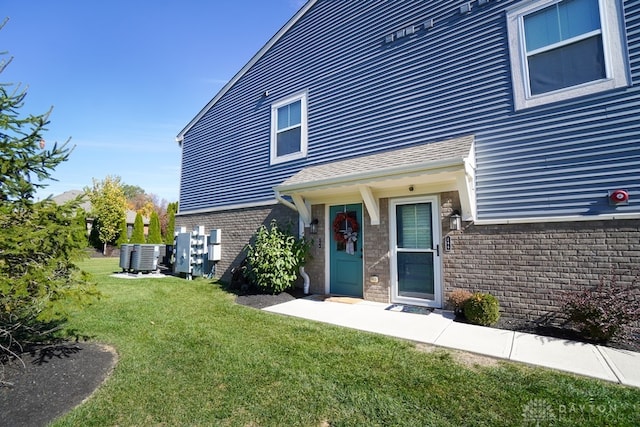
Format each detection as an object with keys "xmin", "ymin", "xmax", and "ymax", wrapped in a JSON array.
[{"xmin": 277, "ymin": 135, "xmax": 474, "ymax": 190}]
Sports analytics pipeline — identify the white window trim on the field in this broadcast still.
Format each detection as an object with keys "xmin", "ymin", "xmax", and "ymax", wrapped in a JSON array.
[
  {"xmin": 506, "ymin": 0, "xmax": 629, "ymax": 111},
  {"xmin": 270, "ymin": 91, "xmax": 308, "ymax": 165}
]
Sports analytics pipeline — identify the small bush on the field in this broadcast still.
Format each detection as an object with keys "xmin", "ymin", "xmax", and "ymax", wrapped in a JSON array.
[
  {"xmin": 562, "ymin": 269, "xmax": 640, "ymax": 342},
  {"xmin": 463, "ymin": 293, "xmax": 500, "ymax": 326},
  {"xmin": 243, "ymin": 220, "xmax": 311, "ymax": 294},
  {"xmin": 447, "ymin": 289, "xmax": 473, "ymax": 315}
]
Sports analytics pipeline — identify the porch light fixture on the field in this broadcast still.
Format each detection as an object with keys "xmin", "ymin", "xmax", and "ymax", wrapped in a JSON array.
[
  {"xmin": 450, "ymin": 210, "xmax": 461, "ymax": 231},
  {"xmin": 309, "ymin": 218, "xmax": 319, "ymax": 234}
]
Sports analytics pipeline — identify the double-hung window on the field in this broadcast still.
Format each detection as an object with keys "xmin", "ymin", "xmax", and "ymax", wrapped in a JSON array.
[
  {"xmin": 507, "ymin": 0, "xmax": 629, "ymax": 110},
  {"xmin": 270, "ymin": 92, "xmax": 308, "ymax": 164}
]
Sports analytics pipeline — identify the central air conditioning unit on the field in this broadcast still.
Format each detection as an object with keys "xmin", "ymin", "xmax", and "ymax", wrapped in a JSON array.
[
  {"xmin": 119, "ymin": 244, "xmax": 134, "ymax": 271},
  {"xmin": 130, "ymin": 244, "xmax": 161, "ymax": 273}
]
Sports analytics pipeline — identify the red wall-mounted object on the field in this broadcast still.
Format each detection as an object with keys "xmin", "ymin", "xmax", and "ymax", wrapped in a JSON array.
[{"xmin": 609, "ymin": 189, "xmax": 629, "ymax": 205}]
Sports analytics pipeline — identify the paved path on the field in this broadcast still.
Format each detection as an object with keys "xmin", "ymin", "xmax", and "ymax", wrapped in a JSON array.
[{"xmin": 263, "ymin": 297, "xmax": 640, "ymax": 388}]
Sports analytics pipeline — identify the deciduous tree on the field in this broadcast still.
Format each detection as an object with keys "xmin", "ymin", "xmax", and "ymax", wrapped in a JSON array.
[{"xmin": 86, "ymin": 176, "xmax": 127, "ymax": 254}]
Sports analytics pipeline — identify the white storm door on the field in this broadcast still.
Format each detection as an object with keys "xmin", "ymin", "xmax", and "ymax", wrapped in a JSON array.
[{"xmin": 390, "ymin": 196, "xmax": 442, "ymax": 308}]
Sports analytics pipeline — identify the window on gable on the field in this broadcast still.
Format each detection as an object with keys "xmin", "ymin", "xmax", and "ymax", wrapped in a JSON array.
[
  {"xmin": 270, "ymin": 92, "xmax": 307, "ymax": 164},
  {"xmin": 507, "ymin": 0, "xmax": 629, "ymax": 110}
]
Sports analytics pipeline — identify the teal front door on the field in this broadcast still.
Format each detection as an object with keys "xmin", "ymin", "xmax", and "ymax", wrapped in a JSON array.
[{"xmin": 329, "ymin": 204, "xmax": 363, "ymax": 297}]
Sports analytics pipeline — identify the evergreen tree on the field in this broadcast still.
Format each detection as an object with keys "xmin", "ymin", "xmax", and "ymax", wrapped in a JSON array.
[
  {"xmin": 116, "ymin": 216, "xmax": 129, "ymax": 246},
  {"xmin": 130, "ymin": 212, "xmax": 146, "ymax": 243},
  {"xmin": 147, "ymin": 211, "xmax": 162, "ymax": 244},
  {"xmin": 0, "ymin": 36, "xmax": 98, "ymax": 357},
  {"xmin": 164, "ymin": 201, "xmax": 177, "ymax": 245},
  {"xmin": 73, "ymin": 209, "xmax": 89, "ymax": 247}
]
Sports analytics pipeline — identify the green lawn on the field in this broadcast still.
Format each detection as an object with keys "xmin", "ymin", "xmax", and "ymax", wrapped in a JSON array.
[{"xmin": 54, "ymin": 258, "xmax": 639, "ymax": 426}]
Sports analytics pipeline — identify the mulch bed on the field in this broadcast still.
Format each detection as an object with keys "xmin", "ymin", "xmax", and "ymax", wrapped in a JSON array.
[
  {"xmin": 0, "ymin": 342, "xmax": 117, "ymax": 427},
  {"xmin": 491, "ymin": 316, "xmax": 640, "ymax": 353},
  {"xmin": 234, "ymin": 287, "xmax": 307, "ymax": 309}
]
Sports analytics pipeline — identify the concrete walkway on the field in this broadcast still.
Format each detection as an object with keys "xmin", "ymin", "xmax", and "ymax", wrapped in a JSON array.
[{"xmin": 263, "ymin": 296, "xmax": 640, "ymax": 388}]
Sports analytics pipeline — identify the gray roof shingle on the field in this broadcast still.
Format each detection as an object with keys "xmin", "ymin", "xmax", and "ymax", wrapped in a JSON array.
[{"xmin": 278, "ymin": 135, "xmax": 474, "ymax": 188}]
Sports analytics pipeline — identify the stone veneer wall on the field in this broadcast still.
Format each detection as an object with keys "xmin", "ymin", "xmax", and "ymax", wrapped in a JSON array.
[
  {"xmin": 363, "ymin": 198, "xmax": 391, "ymax": 303},
  {"xmin": 176, "ymin": 203, "xmax": 298, "ymax": 282},
  {"xmin": 443, "ymin": 219, "xmax": 640, "ymax": 323}
]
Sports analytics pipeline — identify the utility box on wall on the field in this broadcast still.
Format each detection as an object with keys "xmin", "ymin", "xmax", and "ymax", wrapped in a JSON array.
[
  {"xmin": 173, "ymin": 226, "xmax": 208, "ymax": 279},
  {"xmin": 208, "ymin": 229, "xmax": 222, "ymax": 261}
]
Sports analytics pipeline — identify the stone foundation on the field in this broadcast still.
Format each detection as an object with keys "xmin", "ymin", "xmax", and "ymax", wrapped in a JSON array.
[{"xmin": 443, "ymin": 219, "xmax": 640, "ymax": 323}]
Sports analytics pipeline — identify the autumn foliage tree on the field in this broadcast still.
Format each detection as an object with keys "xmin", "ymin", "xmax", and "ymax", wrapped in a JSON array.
[{"xmin": 86, "ymin": 175, "xmax": 127, "ymax": 254}]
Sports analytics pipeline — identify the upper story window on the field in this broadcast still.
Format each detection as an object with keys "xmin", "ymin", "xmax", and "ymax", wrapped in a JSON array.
[
  {"xmin": 270, "ymin": 92, "xmax": 308, "ymax": 165},
  {"xmin": 507, "ymin": 0, "xmax": 629, "ymax": 110}
]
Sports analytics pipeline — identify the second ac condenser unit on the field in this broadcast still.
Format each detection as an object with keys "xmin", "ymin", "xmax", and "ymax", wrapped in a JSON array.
[{"xmin": 130, "ymin": 244, "xmax": 161, "ymax": 273}]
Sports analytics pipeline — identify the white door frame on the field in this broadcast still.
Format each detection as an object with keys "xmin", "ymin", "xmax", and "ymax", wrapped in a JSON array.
[{"xmin": 389, "ymin": 195, "xmax": 442, "ymax": 308}]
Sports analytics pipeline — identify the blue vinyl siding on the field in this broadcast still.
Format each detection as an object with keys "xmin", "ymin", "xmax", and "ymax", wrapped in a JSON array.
[{"xmin": 179, "ymin": 0, "xmax": 640, "ymax": 220}]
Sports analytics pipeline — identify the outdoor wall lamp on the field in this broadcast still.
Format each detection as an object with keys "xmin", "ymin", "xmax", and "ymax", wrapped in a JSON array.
[
  {"xmin": 450, "ymin": 210, "xmax": 461, "ymax": 231},
  {"xmin": 310, "ymin": 218, "xmax": 319, "ymax": 234}
]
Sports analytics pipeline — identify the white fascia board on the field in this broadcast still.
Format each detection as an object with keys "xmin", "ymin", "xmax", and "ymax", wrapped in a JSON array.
[{"xmin": 176, "ymin": 0, "xmax": 318, "ymax": 143}]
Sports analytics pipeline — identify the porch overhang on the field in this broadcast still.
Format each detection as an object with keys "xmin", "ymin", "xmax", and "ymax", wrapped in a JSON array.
[{"xmin": 274, "ymin": 135, "xmax": 476, "ymax": 226}]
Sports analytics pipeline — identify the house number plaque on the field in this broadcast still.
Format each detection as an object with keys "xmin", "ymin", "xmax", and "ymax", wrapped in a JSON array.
[{"xmin": 444, "ymin": 236, "xmax": 452, "ymax": 252}]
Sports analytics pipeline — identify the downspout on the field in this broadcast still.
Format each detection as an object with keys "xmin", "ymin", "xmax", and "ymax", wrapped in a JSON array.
[
  {"xmin": 275, "ymin": 189, "xmax": 310, "ymax": 294},
  {"xmin": 299, "ymin": 266, "xmax": 310, "ymax": 294}
]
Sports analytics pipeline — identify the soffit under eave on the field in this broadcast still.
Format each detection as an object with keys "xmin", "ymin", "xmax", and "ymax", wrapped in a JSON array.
[{"xmin": 285, "ymin": 168, "xmax": 462, "ymax": 202}]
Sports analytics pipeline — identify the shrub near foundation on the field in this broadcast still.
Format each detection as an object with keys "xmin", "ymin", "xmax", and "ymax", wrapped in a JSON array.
[
  {"xmin": 463, "ymin": 293, "xmax": 500, "ymax": 326},
  {"xmin": 243, "ymin": 219, "xmax": 310, "ymax": 294},
  {"xmin": 447, "ymin": 289, "xmax": 473, "ymax": 316},
  {"xmin": 562, "ymin": 269, "xmax": 640, "ymax": 342}
]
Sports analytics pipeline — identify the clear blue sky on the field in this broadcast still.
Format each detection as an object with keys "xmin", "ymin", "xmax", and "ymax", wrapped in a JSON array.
[{"xmin": 2, "ymin": 0, "xmax": 305, "ymax": 203}]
